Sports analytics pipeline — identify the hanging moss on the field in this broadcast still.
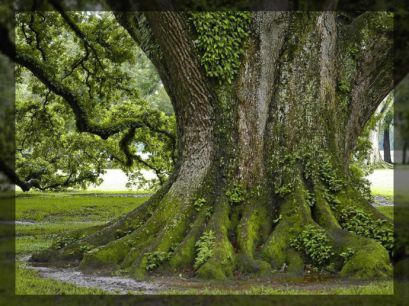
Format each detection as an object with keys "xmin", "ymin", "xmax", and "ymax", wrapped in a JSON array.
[{"xmin": 190, "ymin": 11, "xmax": 251, "ymax": 84}]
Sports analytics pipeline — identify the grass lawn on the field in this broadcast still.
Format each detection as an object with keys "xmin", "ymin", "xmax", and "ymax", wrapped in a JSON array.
[
  {"xmin": 15, "ymin": 188, "xmax": 394, "ymax": 295},
  {"xmin": 16, "ymin": 191, "xmax": 148, "ymax": 222},
  {"xmin": 366, "ymin": 168, "xmax": 393, "ymax": 201}
]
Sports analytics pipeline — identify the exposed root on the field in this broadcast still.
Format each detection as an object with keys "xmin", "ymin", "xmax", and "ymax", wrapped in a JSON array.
[
  {"xmin": 31, "ymin": 188, "xmax": 166, "ymax": 264},
  {"xmin": 129, "ymin": 199, "xmax": 195, "ymax": 278},
  {"xmin": 312, "ymin": 183, "xmax": 392, "ymax": 278},
  {"xmin": 261, "ymin": 181, "xmax": 311, "ymax": 274},
  {"xmin": 168, "ymin": 208, "xmax": 208, "ymax": 270},
  {"xmin": 236, "ymin": 193, "xmax": 272, "ymax": 275},
  {"xmin": 30, "ymin": 170, "xmax": 393, "ymax": 280},
  {"xmin": 78, "ymin": 193, "xmax": 190, "ymax": 276},
  {"xmin": 196, "ymin": 198, "xmax": 236, "ymax": 279}
]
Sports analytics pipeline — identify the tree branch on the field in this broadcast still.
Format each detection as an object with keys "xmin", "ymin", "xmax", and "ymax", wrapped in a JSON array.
[
  {"xmin": 0, "ymin": 23, "xmax": 175, "ymax": 143},
  {"xmin": 0, "ymin": 158, "xmax": 34, "ymax": 192},
  {"xmin": 338, "ymin": 12, "xmax": 394, "ymax": 160},
  {"xmin": 118, "ymin": 127, "xmax": 167, "ymax": 185},
  {"xmin": 49, "ymin": 0, "xmax": 104, "ymax": 70}
]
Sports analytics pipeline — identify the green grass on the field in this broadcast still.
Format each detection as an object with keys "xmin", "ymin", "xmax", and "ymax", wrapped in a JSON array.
[
  {"xmin": 377, "ymin": 206, "xmax": 394, "ymax": 219},
  {"xmin": 16, "ymin": 193, "xmax": 148, "ymax": 222},
  {"xmin": 371, "ymin": 187, "xmax": 393, "ymax": 202},
  {"xmin": 157, "ymin": 280, "xmax": 393, "ymax": 295}
]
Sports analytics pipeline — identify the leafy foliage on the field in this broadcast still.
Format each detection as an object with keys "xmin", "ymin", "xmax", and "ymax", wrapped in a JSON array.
[
  {"xmin": 340, "ymin": 248, "xmax": 355, "ymax": 263},
  {"xmin": 145, "ymin": 243, "xmax": 178, "ymax": 271},
  {"xmin": 226, "ymin": 183, "xmax": 245, "ymax": 204},
  {"xmin": 319, "ymin": 158, "xmax": 344, "ymax": 193},
  {"xmin": 13, "ymin": 12, "xmax": 176, "ymax": 191},
  {"xmin": 290, "ymin": 225, "xmax": 335, "ymax": 268},
  {"xmin": 145, "ymin": 251, "xmax": 171, "ymax": 271},
  {"xmin": 339, "ymin": 207, "xmax": 394, "ymax": 252},
  {"xmin": 305, "ymin": 190, "xmax": 316, "ymax": 207},
  {"xmin": 194, "ymin": 230, "xmax": 215, "ymax": 269},
  {"xmin": 193, "ymin": 197, "xmax": 207, "ymax": 212},
  {"xmin": 190, "ymin": 11, "xmax": 251, "ymax": 84},
  {"xmin": 53, "ymin": 231, "xmax": 85, "ymax": 250},
  {"xmin": 349, "ymin": 164, "xmax": 374, "ymax": 203}
]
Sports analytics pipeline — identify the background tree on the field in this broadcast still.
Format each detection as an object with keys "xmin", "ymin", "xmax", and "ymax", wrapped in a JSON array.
[
  {"xmin": 382, "ymin": 106, "xmax": 394, "ymax": 164},
  {"xmin": 0, "ymin": 3, "xmax": 398, "ymax": 280}
]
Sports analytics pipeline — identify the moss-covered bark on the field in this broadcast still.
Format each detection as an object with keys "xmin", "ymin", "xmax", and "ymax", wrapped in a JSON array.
[{"xmin": 31, "ymin": 11, "xmax": 393, "ymax": 280}]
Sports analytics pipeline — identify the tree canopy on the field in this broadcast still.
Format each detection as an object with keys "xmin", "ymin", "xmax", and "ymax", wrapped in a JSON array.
[{"xmin": 9, "ymin": 11, "xmax": 176, "ymax": 191}]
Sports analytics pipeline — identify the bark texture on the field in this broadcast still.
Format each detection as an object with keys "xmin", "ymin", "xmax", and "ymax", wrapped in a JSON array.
[{"xmin": 32, "ymin": 11, "xmax": 394, "ymax": 280}]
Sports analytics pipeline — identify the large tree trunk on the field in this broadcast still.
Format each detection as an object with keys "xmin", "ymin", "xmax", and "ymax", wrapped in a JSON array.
[{"xmin": 32, "ymin": 11, "xmax": 393, "ymax": 279}]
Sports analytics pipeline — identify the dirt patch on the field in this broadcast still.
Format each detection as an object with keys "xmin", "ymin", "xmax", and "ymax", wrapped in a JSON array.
[
  {"xmin": 372, "ymin": 196, "xmax": 394, "ymax": 207},
  {"xmin": 0, "ymin": 220, "xmax": 36, "ymax": 225},
  {"xmin": 26, "ymin": 264, "xmax": 161, "ymax": 294}
]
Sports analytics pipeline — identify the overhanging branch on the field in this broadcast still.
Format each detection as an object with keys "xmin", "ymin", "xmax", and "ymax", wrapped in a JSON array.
[{"xmin": 0, "ymin": 23, "xmax": 175, "ymax": 143}]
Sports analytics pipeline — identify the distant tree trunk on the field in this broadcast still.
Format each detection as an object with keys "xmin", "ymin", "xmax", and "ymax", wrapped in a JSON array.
[
  {"xmin": 383, "ymin": 127, "xmax": 392, "ymax": 163},
  {"xmin": 31, "ymin": 10, "xmax": 393, "ymax": 280},
  {"xmin": 368, "ymin": 121, "xmax": 382, "ymax": 164}
]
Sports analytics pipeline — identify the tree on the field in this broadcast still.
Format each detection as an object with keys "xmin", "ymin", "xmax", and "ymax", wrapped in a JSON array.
[
  {"xmin": 0, "ymin": 5, "xmax": 396, "ymax": 279},
  {"xmin": 6, "ymin": 11, "xmax": 176, "ymax": 191},
  {"xmin": 382, "ymin": 107, "xmax": 394, "ymax": 164}
]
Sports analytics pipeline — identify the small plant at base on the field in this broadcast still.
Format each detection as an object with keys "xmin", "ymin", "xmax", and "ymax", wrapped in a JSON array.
[
  {"xmin": 226, "ymin": 184, "xmax": 245, "ymax": 204},
  {"xmin": 53, "ymin": 235, "xmax": 77, "ymax": 250},
  {"xmin": 272, "ymin": 214, "xmax": 282, "ymax": 224},
  {"xmin": 306, "ymin": 190, "xmax": 316, "ymax": 207},
  {"xmin": 145, "ymin": 251, "xmax": 171, "ymax": 271},
  {"xmin": 290, "ymin": 225, "xmax": 335, "ymax": 268},
  {"xmin": 340, "ymin": 248, "xmax": 355, "ymax": 262},
  {"xmin": 349, "ymin": 164, "xmax": 374, "ymax": 203},
  {"xmin": 194, "ymin": 230, "xmax": 216, "ymax": 269},
  {"xmin": 145, "ymin": 243, "xmax": 179, "ymax": 271},
  {"xmin": 319, "ymin": 157, "xmax": 344, "ymax": 193},
  {"xmin": 193, "ymin": 197, "xmax": 206, "ymax": 212},
  {"xmin": 205, "ymin": 207, "xmax": 213, "ymax": 219},
  {"xmin": 339, "ymin": 207, "xmax": 393, "ymax": 252}
]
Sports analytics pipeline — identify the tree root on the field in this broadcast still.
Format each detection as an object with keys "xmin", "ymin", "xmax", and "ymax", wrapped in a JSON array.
[
  {"xmin": 30, "ymin": 173, "xmax": 393, "ymax": 280},
  {"xmin": 312, "ymin": 184, "xmax": 392, "ymax": 278},
  {"xmin": 196, "ymin": 199, "xmax": 236, "ymax": 279},
  {"xmin": 261, "ymin": 183, "xmax": 311, "ymax": 274},
  {"xmin": 236, "ymin": 193, "xmax": 272, "ymax": 275}
]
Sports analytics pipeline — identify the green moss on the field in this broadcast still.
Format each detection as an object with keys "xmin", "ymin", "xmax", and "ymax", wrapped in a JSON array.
[
  {"xmin": 340, "ymin": 242, "xmax": 392, "ymax": 279},
  {"xmin": 236, "ymin": 254, "xmax": 272, "ymax": 276},
  {"xmin": 312, "ymin": 184, "xmax": 341, "ymax": 230},
  {"xmin": 197, "ymin": 199, "xmax": 236, "ymax": 279},
  {"xmin": 262, "ymin": 180, "xmax": 311, "ymax": 272},
  {"xmin": 169, "ymin": 208, "xmax": 208, "ymax": 269},
  {"xmin": 196, "ymin": 262, "xmax": 227, "ymax": 280}
]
